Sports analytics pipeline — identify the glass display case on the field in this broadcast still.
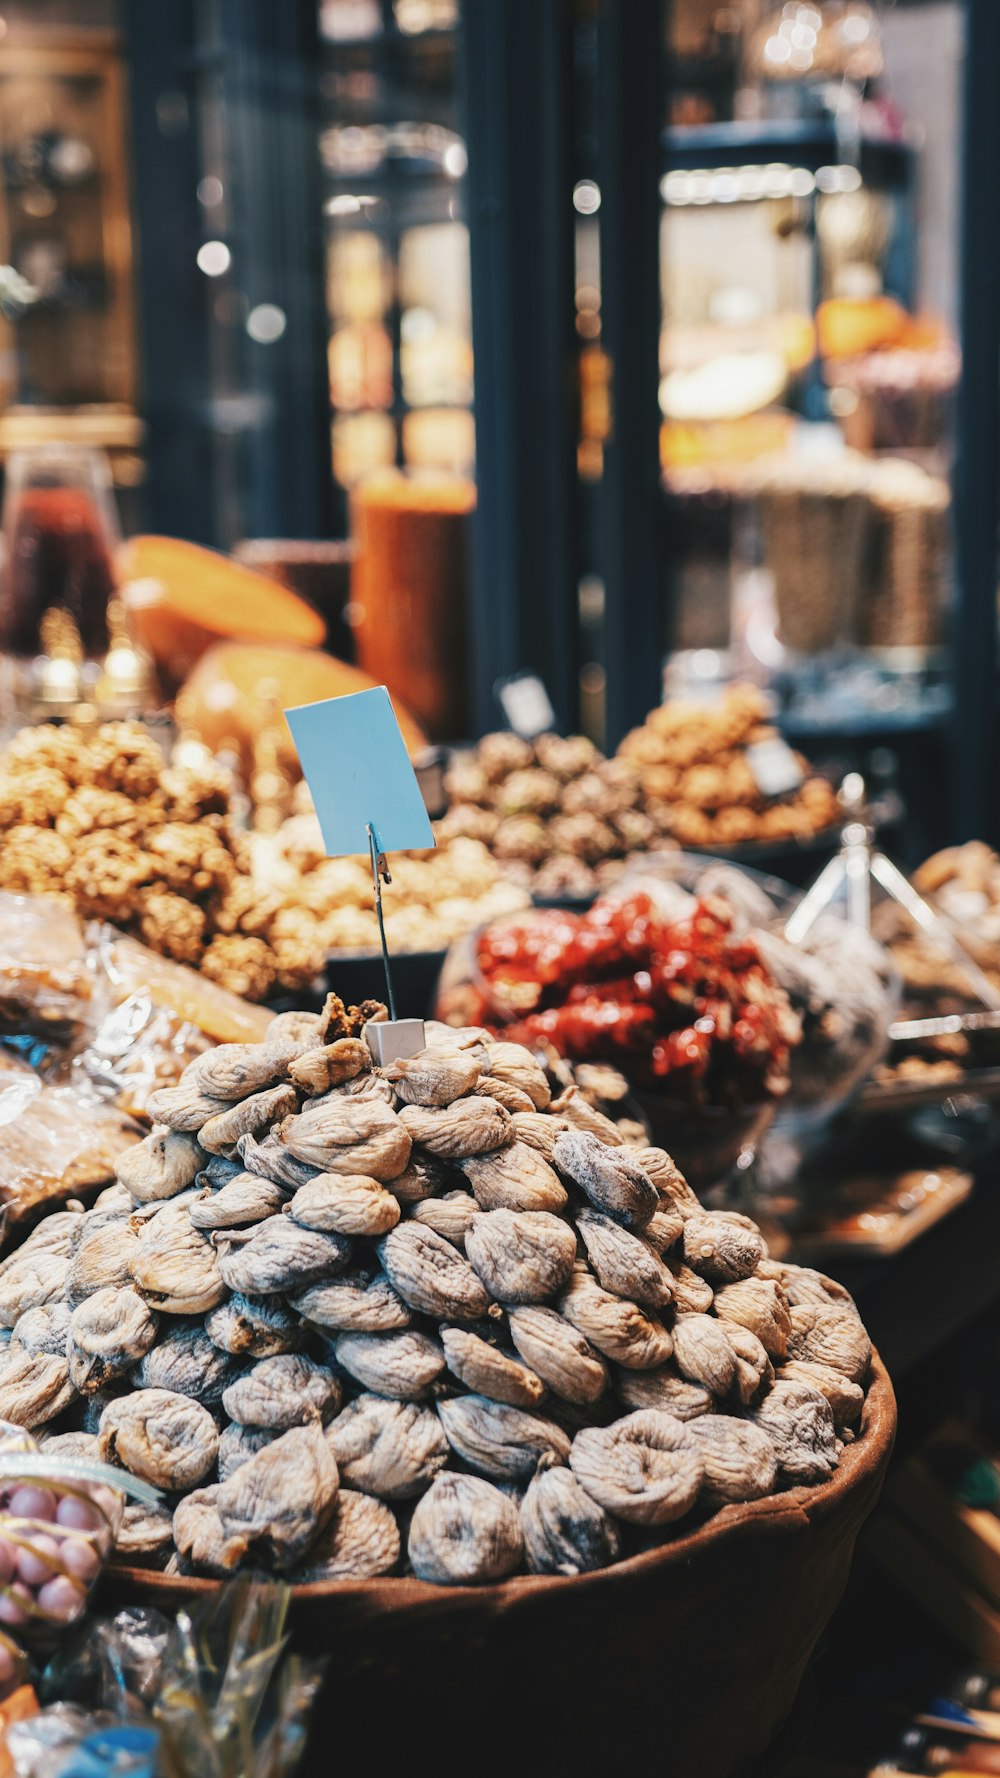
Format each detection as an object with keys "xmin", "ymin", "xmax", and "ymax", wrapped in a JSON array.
[
  {"xmin": 0, "ymin": 11, "xmax": 141, "ymax": 487},
  {"xmin": 658, "ymin": 2, "xmax": 964, "ymax": 747}
]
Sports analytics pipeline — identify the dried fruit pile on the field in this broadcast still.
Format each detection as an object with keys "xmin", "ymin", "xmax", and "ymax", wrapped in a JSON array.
[
  {"xmin": 467, "ymin": 891, "xmax": 802, "ymax": 1109},
  {"xmin": 257, "ymin": 786, "xmax": 529, "ymax": 955},
  {"xmin": 0, "ymin": 1001, "xmax": 873, "ymax": 1587},
  {"xmin": 0, "ymin": 722, "xmax": 323, "ymax": 999},
  {"xmin": 618, "ymin": 683, "xmax": 839, "ymax": 850},
  {"xmin": 440, "ymin": 731, "xmax": 657, "ymax": 900}
]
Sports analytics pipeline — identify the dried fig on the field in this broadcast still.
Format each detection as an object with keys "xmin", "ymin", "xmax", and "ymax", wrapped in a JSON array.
[
  {"xmin": 174, "ymin": 1423, "xmax": 339, "ymax": 1574},
  {"xmin": 279, "ymin": 1097, "xmax": 411, "ymax": 1181},
  {"xmin": 377, "ymin": 1223, "xmax": 492, "ymax": 1321},
  {"xmin": 681, "ymin": 1213, "xmax": 764, "ymax": 1285},
  {"xmin": 437, "ymin": 1394, "xmax": 570, "ymax": 1483},
  {"xmin": 290, "ymin": 1269, "xmax": 412, "ymax": 1334},
  {"xmin": 287, "ymin": 1039, "xmax": 371, "ymax": 1096},
  {"xmin": 204, "ymin": 1293, "xmax": 304, "ymax": 1358},
  {"xmin": 325, "ymin": 1393, "xmax": 448, "ymax": 1500},
  {"xmin": 521, "ymin": 1466, "xmax": 620, "ymax": 1576},
  {"xmin": 643, "ymin": 1206, "xmax": 685, "ymax": 1252},
  {"xmin": 510, "ymin": 1111, "xmax": 571, "ymax": 1162},
  {"xmin": 779, "ymin": 1359, "xmax": 864, "ymax": 1424},
  {"xmin": 132, "ymin": 1320, "xmax": 243, "ymax": 1403},
  {"xmin": 465, "ymin": 1209, "xmax": 577, "ymax": 1304},
  {"xmin": 198, "ymin": 1085, "xmax": 299, "ymax": 1156},
  {"xmin": 215, "ymin": 1219, "xmax": 352, "ymax": 1296},
  {"xmin": 483, "ymin": 1043, "xmax": 551, "ymax": 1110},
  {"xmin": 558, "ymin": 1271, "xmax": 673, "ymax": 1370},
  {"xmin": 99, "ymin": 1388, "xmax": 219, "ymax": 1489},
  {"xmin": 237, "ymin": 1131, "xmax": 319, "ymax": 1191},
  {"xmin": 569, "ymin": 1410, "xmax": 704, "ymax": 1525},
  {"xmin": 713, "ymin": 1277, "xmax": 790, "ymax": 1361},
  {"xmin": 461, "ymin": 1142, "xmax": 568, "ymax": 1213},
  {"xmin": 382, "ymin": 1046, "xmax": 481, "ymax": 1107},
  {"xmin": 786, "ymin": 1302, "xmax": 872, "ymax": 1384},
  {"xmin": 727, "ymin": 1323, "xmax": 774, "ymax": 1406},
  {"xmin": 575, "ymin": 1209, "xmax": 674, "ymax": 1310},
  {"xmin": 65, "ymin": 1221, "xmax": 138, "ymax": 1303},
  {"xmin": 749, "ymin": 1377, "xmax": 842, "ymax": 1484},
  {"xmin": 406, "ymin": 1191, "xmax": 480, "ymax": 1249},
  {"xmin": 286, "ymin": 1173, "xmax": 400, "ymax": 1238},
  {"xmin": 672, "ymin": 1314, "xmax": 738, "ymax": 1398},
  {"xmin": 615, "ymin": 1368, "xmax": 714, "ymax": 1420},
  {"xmin": 398, "ymin": 1097, "xmax": 513, "ymax": 1160},
  {"xmin": 188, "ymin": 1174, "xmax": 289, "ymax": 1230},
  {"xmin": 408, "ymin": 1474, "xmax": 524, "ymax": 1585},
  {"xmin": 386, "ymin": 1153, "xmax": 454, "ymax": 1206},
  {"xmin": 189, "ymin": 1041, "xmax": 293, "ymax": 1100},
  {"xmin": 552, "ymin": 1130, "xmax": 658, "ymax": 1229},
  {"xmin": 507, "ymin": 1304, "xmax": 609, "ymax": 1406},
  {"xmin": 117, "ymin": 1128, "xmax": 203, "ymax": 1203},
  {"xmin": 131, "ymin": 1214, "xmax": 225, "ymax": 1315},
  {"xmin": 0, "ymin": 1347, "xmax": 74, "ymax": 1429},
  {"xmin": 689, "ymin": 1414, "xmax": 778, "ymax": 1504},
  {"xmin": 145, "ymin": 1083, "xmax": 231, "ymax": 1132},
  {"xmin": 68, "ymin": 1287, "xmax": 160, "ymax": 1393},
  {"xmin": 631, "ymin": 1146, "xmax": 702, "ymax": 1218},
  {"xmin": 667, "ymin": 1264, "xmax": 714, "ymax": 1316},
  {"xmin": 333, "ymin": 1330, "xmax": 445, "ymax": 1401},
  {"xmin": 222, "ymin": 1354, "xmax": 341, "ymax": 1430},
  {"xmin": 217, "ymin": 1423, "xmax": 278, "ymax": 1482},
  {"xmin": 440, "ymin": 1327, "xmax": 544, "ymax": 1409},
  {"xmin": 292, "ymin": 1489, "xmax": 400, "ymax": 1580}
]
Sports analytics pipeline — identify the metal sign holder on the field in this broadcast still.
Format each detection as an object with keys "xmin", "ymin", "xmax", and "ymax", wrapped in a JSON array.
[{"xmin": 363, "ymin": 821, "xmax": 427, "ymax": 1067}]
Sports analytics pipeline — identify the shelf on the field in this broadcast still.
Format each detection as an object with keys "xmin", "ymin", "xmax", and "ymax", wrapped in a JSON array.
[
  {"xmin": 664, "ymin": 117, "xmax": 913, "ymax": 185},
  {"xmin": 0, "ymin": 407, "xmax": 144, "ymax": 451}
]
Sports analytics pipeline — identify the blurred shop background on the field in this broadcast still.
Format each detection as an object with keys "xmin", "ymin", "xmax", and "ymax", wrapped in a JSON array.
[{"xmin": 0, "ymin": 0, "xmax": 993, "ymax": 859}]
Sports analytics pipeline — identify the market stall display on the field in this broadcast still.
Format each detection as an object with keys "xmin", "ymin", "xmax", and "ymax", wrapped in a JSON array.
[
  {"xmin": 440, "ymin": 730, "xmax": 657, "ymax": 899},
  {"xmin": 256, "ymin": 789, "xmax": 529, "ymax": 957},
  {"xmin": 0, "ymin": 999, "xmax": 884, "ymax": 1592},
  {"xmin": 872, "ymin": 842, "xmax": 1000, "ymax": 1093},
  {"xmin": 617, "ymin": 683, "xmax": 841, "ymax": 849}
]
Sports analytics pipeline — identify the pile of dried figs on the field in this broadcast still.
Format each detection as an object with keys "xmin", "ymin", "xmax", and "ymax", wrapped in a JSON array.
[{"xmin": 0, "ymin": 996, "xmax": 874, "ymax": 1586}]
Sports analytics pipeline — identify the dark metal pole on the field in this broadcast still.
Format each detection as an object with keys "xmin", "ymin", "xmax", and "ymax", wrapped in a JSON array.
[
  {"xmin": 462, "ymin": 0, "xmax": 579, "ymax": 736},
  {"xmin": 123, "ymin": 0, "xmax": 218, "ymax": 543},
  {"xmin": 214, "ymin": 0, "xmax": 336, "ymax": 541},
  {"xmin": 596, "ymin": 0, "xmax": 664, "ymax": 748},
  {"xmin": 953, "ymin": 0, "xmax": 1000, "ymax": 842}
]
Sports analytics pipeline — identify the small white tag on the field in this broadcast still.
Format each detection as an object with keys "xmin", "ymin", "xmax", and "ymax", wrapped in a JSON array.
[
  {"xmin": 365, "ymin": 1019, "xmax": 427, "ymax": 1066},
  {"xmin": 496, "ymin": 673, "xmax": 556, "ymax": 739},
  {"xmin": 746, "ymin": 736, "xmax": 805, "ymax": 800}
]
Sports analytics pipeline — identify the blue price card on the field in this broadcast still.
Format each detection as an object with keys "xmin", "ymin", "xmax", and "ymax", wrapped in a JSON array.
[{"xmin": 284, "ymin": 686, "xmax": 436, "ymax": 859}]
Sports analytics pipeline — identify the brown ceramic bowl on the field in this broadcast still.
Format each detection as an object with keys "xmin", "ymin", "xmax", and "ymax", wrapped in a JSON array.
[{"xmin": 105, "ymin": 1353, "xmax": 895, "ymax": 1778}]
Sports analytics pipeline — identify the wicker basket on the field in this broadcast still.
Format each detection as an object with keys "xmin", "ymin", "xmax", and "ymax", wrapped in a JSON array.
[{"xmin": 105, "ymin": 1354, "xmax": 896, "ymax": 1778}]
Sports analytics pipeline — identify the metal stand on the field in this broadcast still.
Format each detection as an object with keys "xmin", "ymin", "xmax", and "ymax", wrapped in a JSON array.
[
  {"xmin": 364, "ymin": 822, "xmax": 426, "ymax": 1067},
  {"xmin": 784, "ymin": 775, "xmax": 1000, "ymax": 1012}
]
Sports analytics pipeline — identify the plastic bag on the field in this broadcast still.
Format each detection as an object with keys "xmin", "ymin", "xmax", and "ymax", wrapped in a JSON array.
[
  {"xmin": 0, "ymin": 898, "xmax": 91, "ymax": 1044},
  {"xmin": 0, "ymin": 1079, "xmax": 140, "ymax": 1231},
  {"xmin": 0, "ymin": 1425, "xmax": 160, "ymax": 1633},
  {"xmin": 73, "ymin": 929, "xmax": 271, "ymax": 1120}
]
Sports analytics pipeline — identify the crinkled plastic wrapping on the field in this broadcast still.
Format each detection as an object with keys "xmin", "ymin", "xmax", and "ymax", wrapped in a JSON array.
[
  {"xmin": 10, "ymin": 1583, "xmax": 323, "ymax": 1778},
  {"xmin": 75, "ymin": 929, "xmax": 271, "ymax": 1120},
  {"xmin": 0, "ymin": 1059, "xmax": 140, "ymax": 1230},
  {"xmin": 0, "ymin": 897, "xmax": 91, "ymax": 1044},
  {"xmin": 0, "ymin": 894, "xmax": 271, "ymax": 1127}
]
